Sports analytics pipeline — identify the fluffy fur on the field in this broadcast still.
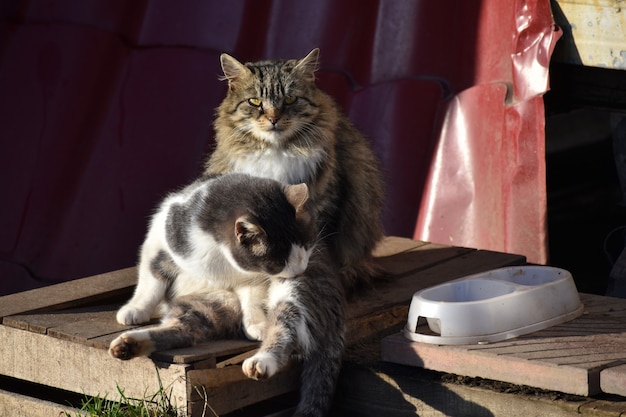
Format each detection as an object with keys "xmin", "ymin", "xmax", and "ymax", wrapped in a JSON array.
[
  {"xmin": 112, "ymin": 172, "xmax": 313, "ymax": 337},
  {"xmin": 206, "ymin": 48, "xmax": 385, "ymax": 292},
  {"xmin": 110, "ymin": 173, "xmax": 345, "ymax": 416}
]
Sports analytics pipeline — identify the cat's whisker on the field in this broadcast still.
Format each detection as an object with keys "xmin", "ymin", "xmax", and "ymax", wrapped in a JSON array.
[
  {"xmin": 225, "ymin": 126, "xmax": 254, "ymax": 144},
  {"xmin": 315, "ymin": 224, "xmax": 337, "ymax": 243}
]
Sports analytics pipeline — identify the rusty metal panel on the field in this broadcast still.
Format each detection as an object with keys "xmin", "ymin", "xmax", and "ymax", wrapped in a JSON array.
[{"xmin": 415, "ymin": 0, "xmax": 559, "ymax": 264}]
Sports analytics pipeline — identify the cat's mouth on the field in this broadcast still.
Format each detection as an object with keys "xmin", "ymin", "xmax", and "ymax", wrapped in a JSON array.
[
  {"xmin": 255, "ymin": 124, "xmax": 293, "ymax": 144},
  {"xmin": 264, "ymin": 118, "xmax": 286, "ymax": 131}
]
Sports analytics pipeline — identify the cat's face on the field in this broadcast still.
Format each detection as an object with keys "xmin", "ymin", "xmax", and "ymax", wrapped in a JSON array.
[
  {"xmin": 210, "ymin": 176, "xmax": 316, "ymax": 279},
  {"xmin": 219, "ymin": 49, "xmax": 321, "ymax": 145},
  {"xmin": 232, "ymin": 219, "xmax": 312, "ymax": 279}
]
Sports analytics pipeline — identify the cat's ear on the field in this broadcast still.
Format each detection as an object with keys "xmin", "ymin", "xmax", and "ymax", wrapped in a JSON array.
[
  {"xmin": 284, "ymin": 183, "xmax": 309, "ymax": 214},
  {"xmin": 235, "ymin": 216, "xmax": 267, "ymax": 254},
  {"xmin": 294, "ymin": 48, "xmax": 320, "ymax": 82},
  {"xmin": 220, "ymin": 53, "xmax": 251, "ymax": 87}
]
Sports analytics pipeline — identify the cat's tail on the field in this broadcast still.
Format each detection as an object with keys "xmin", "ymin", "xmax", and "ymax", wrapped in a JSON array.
[{"xmin": 339, "ymin": 251, "xmax": 388, "ymax": 298}]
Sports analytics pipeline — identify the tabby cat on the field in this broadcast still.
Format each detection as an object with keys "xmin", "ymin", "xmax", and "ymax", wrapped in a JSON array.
[
  {"xmin": 206, "ymin": 48, "xmax": 385, "ymax": 292},
  {"xmin": 110, "ymin": 173, "xmax": 345, "ymax": 416}
]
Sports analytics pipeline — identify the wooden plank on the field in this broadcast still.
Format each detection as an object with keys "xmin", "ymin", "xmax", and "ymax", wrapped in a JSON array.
[
  {"xmin": 346, "ymin": 305, "xmax": 408, "ymax": 345},
  {"xmin": 333, "ymin": 360, "xmax": 626, "ymax": 417},
  {"xmin": 216, "ymin": 348, "xmax": 258, "ymax": 368},
  {"xmin": 349, "ymin": 249, "xmax": 526, "ymax": 322},
  {"xmin": 0, "ymin": 388, "xmax": 86, "ymax": 417},
  {"xmin": 382, "ymin": 332, "xmax": 593, "ymax": 395},
  {"xmin": 151, "ymin": 339, "xmax": 260, "ymax": 365},
  {"xmin": 0, "ymin": 267, "xmax": 136, "ymax": 319},
  {"xmin": 187, "ymin": 364, "xmax": 301, "ymax": 416},
  {"xmin": 373, "ymin": 238, "xmax": 474, "ymax": 277},
  {"xmin": 601, "ymin": 364, "xmax": 626, "ymax": 397},
  {"xmin": 372, "ymin": 236, "xmax": 429, "ymax": 258},
  {"xmin": 2, "ymin": 305, "xmax": 147, "ymax": 350},
  {"xmin": 5, "ymin": 310, "xmax": 262, "ymax": 366},
  {"xmin": 0, "ymin": 239, "xmax": 528, "ymax": 416},
  {"xmin": 3, "ymin": 305, "xmax": 123, "ymax": 334},
  {"xmin": 0, "ymin": 325, "xmax": 188, "ymax": 411},
  {"xmin": 381, "ymin": 293, "xmax": 626, "ymax": 396}
]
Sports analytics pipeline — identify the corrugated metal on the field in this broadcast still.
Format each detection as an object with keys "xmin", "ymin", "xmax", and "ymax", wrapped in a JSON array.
[{"xmin": 0, "ymin": 0, "xmax": 557, "ymax": 294}]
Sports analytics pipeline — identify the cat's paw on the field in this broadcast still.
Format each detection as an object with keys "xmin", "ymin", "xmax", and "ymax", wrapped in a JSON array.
[
  {"xmin": 242, "ymin": 352, "xmax": 278, "ymax": 380},
  {"xmin": 108, "ymin": 332, "xmax": 153, "ymax": 360},
  {"xmin": 116, "ymin": 305, "xmax": 151, "ymax": 325},
  {"xmin": 242, "ymin": 321, "xmax": 267, "ymax": 341}
]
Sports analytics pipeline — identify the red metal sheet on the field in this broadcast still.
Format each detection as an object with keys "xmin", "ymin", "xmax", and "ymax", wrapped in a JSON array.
[{"xmin": 414, "ymin": 0, "xmax": 560, "ymax": 263}]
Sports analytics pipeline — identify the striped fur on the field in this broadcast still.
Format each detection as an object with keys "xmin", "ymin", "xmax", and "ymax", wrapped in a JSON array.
[{"xmin": 207, "ymin": 48, "xmax": 385, "ymax": 292}]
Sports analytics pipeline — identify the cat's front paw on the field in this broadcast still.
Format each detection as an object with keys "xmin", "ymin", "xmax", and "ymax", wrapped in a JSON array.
[
  {"xmin": 108, "ymin": 332, "xmax": 153, "ymax": 360},
  {"xmin": 243, "ymin": 321, "xmax": 267, "ymax": 341},
  {"xmin": 242, "ymin": 352, "xmax": 278, "ymax": 380},
  {"xmin": 116, "ymin": 305, "xmax": 151, "ymax": 325}
]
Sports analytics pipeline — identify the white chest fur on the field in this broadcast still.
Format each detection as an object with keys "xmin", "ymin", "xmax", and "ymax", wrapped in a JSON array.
[{"xmin": 231, "ymin": 147, "xmax": 324, "ymax": 184}]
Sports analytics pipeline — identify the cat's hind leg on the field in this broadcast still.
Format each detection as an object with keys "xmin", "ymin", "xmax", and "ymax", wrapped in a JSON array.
[
  {"xmin": 236, "ymin": 285, "xmax": 268, "ymax": 341},
  {"xmin": 116, "ymin": 250, "xmax": 176, "ymax": 325},
  {"xmin": 110, "ymin": 291, "xmax": 243, "ymax": 360},
  {"xmin": 109, "ymin": 328, "xmax": 155, "ymax": 360}
]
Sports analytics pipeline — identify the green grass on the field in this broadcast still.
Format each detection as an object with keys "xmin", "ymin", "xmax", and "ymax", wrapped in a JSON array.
[{"xmin": 63, "ymin": 369, "xmax": 180, "ymax": 417}]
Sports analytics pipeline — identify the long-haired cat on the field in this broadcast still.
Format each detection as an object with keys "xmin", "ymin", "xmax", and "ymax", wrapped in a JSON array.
[
  {"xmin": 110, "ymin": 173, "xmax": 345, "ymax": 416},
  {"xmin": 206, "ymin": 48, "xmax": 385, "ymax": 292}
]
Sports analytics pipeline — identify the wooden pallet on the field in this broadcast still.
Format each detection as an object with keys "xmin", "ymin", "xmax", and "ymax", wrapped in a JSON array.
[
  {"xmin": 382, "ymin": 293, "xmax": 626, "ymax": 397},
  {"xmin": 0, "ymin": 237, "xmax": 526, "ymax": 416}
]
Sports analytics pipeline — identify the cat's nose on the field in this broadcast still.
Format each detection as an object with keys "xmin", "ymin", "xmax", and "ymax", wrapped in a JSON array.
[{"xmin": 265, "ymin": 109, "xmax": 281, "ymax": 126}]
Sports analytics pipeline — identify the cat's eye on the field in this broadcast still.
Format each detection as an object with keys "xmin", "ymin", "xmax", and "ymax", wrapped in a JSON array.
[
  {"xmin": 248, "ymin": 98, "xmax": 262, "ymax": 107},
  {"xmin": 284, "ymin": 96, "xmax": 297, "ymax": 105}
]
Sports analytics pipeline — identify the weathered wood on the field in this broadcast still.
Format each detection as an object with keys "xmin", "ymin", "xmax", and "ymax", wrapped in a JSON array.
[
  {"xmin": 601, "ymin": 364, "xmax": 626, "ymax": 397},
  {"xmin": 178, "ymin": 241, "xmax": 524, "ymax": 415},
  {"xmin": 187, "ymin": 364, "xmax": 301, "ymax": 416},
  {"xmin": 2, "ymin": 305, "xmax": 120, "ymax": 334},
  {"xmin": 2, "ymin": 239, "xmax": 523, "ymax": 361},
  {"xmin": 348, "ymin": 248, "xmax": 526, "ymax": 322},
  {"xmin": 0, "ymin": 267, "xmax": 136, "ymax": 319},
  {"xmin": 151, "ymin": 339, "xmax": 259, "ymax": 365},
  {"xmin": 2, "ymin": 305, "xmax": 147, "ymax": 350},
  {"xmin": 383, "ymin": 332, "xmax": 592, "ymax": 395},
  {"xmin": 372, "ymin": 236, "xmax": 429, "ymax": 257},
  {"xmin": 0, "ymin": 236, "xmax": 532, "ymax": 416},
  {"xmin": 216, "ymin": 347, "xmax": 258, "ymax": 368},
  {"xmin": 374, "ymin": 241, "xmax": 473, "ymax": 278},
  {"xmin": 0, "ymin": 325, "xmax": 188, "ymax": 413},
  {"xmin": 334, "ymin": 360, "xmax": 626, "ymax": 417},
  {"xmin": 0, "ymin": 388, "xmax": 87, "ymax": 417},
  {"xmin": 381, "ymin": 293, "xmax": 626, "ymax": 397}
]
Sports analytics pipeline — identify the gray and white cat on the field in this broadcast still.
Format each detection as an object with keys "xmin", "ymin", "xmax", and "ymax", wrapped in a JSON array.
[
  {"xmin": 207, "ymin": 48, "xmax": 385, "ymax": 292},
  {"xmin": 110, "ymin": 173, "xmax": 347, "ymax": 410}
]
